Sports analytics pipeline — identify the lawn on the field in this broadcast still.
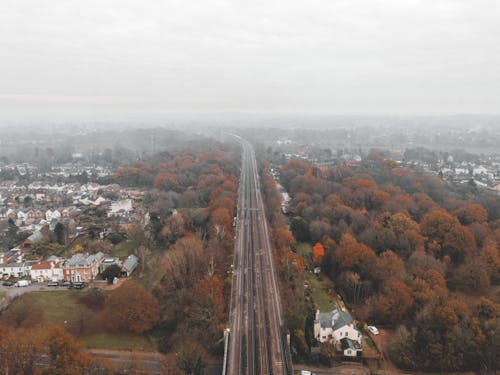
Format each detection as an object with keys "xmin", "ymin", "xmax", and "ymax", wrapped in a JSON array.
[
  {"xmin": 81, "ymin": 332, "xmax": 157, "ymax": 351},
  {"xmin": 111, "ymin": 241, "xmax": 136, "ymax": 259},
  {"xmin": 0, "ymin": 290, "xmax": 6, "ymax": 300},
  {"xmin": 1, "ymin": 291, "xmax": 158, "ymax": 351},
  {"xmin": 307, "ymin": 275, "xmax": 338, "ymax": 311},
  {"xmin": 294, "ymin": 242, "xmax": 312, "ymax": 257}
]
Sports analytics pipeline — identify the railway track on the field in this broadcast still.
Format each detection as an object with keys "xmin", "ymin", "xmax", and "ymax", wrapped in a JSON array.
[{"xmin": 226, "ymin": 137, "xmax": 292, "ymax": 375}]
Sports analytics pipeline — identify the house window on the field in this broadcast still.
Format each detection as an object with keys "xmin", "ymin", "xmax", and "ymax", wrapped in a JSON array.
[
  {"xmin": 347, "ymin": 350, "xmax": 352, "ymax": 355},
  {"xmin": 345, "ymin": 332, "xmax": 348, "ymax": 337},
  {"xmin": 322, "ymin": 336, "xmax": 326, "ymax": 339}
]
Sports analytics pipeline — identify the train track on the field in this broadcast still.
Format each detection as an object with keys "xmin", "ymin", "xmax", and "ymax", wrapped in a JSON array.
[{"xmin": 226, "ymin": 137, "xmax": 292, "ymax": 375}]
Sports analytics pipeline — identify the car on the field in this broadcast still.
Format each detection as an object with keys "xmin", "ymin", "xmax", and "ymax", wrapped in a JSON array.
[
  {"xmin": 72, "ymin": 282, "xmax": 86, "ymax": 289},
  {"xmin": 2, "ymin": 281, "xmax": 14, "ymax": 286},
  {"xmin": 368, "ymin": 325, "xmax": 379, "ymax": 335},
  {"xmin": 61, "ymin": 281, "xmax": 71, "ymax": 287},
  {"xmin": 47, "ymin": 281, "xmax": 59, "ymax": 287}
]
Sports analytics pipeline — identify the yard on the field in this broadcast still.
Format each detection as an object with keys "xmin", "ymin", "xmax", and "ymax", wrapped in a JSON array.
[
  {"xmin": 0, "ymin": 290, "xmax": 158, "ymax": 351},
  {"xmin": 307, "ymin": 274, "xmax": 338, "ymax": 311}
]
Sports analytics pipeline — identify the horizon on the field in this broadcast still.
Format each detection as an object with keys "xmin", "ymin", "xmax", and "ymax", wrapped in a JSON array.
[{"xmin": 2, "ymin": 0, "xmax": 500, "ymax": 123}]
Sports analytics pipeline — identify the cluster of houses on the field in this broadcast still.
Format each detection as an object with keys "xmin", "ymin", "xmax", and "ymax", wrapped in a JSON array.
[
  {"xmin": 0, "ymin": 248, "xmax": 138, "ymax": 283},
  {"xmin": 0, "ymin": 180, "xmax": 150, "ymax": 250}
]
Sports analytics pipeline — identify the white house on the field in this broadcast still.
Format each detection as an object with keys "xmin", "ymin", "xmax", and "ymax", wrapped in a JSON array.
[
  {"xmin": 0, "ymin": 262, "xmax": 32, "ymax": 278},
  {"xmin": 30, "ymin": 260, "xmax": 64, "ymax": 282},
  {"xmin": 314, "ymin": 309, "xmax": 362, "ymax": 355},
  {"xmin": 45, "ymin": 209, "xmax": 61, "ymax": 222},
  {"xmin": 107, "ymin": 199, "xmax": 133, "ymax": 217}
]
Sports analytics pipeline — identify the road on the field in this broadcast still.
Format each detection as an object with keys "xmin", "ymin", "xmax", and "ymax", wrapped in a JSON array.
[{"xmin": 227, "ymin": 137, "xmax": 292, "ymax": 375}]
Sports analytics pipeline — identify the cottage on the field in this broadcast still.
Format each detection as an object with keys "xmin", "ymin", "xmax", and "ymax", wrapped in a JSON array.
[{"xmin": 314, "ymin": 309, "xmax": 362, "ymax": 352}]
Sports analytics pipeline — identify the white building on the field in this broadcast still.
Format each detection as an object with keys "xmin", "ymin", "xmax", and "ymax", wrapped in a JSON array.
[
  {"xmin": 0, "ymin": 262, "xmax": 32, "ymax": 278},
  {"xmin": 314, "ymin": 309, "xmax": 362, "ymax": 356},
  {"xmin": 107, "ymin": 199, "xmax": 133, "ymax": 217},
  {"xmin": 30, "ymin": 260, "xmax": 64, "ymax": 282},
  {"xmin": 45, "ymin": 209, "xmax": 61, "ymax": 222}
]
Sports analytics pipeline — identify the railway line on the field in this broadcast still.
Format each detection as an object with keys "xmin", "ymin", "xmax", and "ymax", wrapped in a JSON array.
[{"xmin": 226, "ymin": 137, "xmax": 292, "ymax": 375}]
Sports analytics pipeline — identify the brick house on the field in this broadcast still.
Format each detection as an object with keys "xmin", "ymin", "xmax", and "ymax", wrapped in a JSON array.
[{"xmin": 63, "ymin": 252, "xmax": 104, "ymax": 282}]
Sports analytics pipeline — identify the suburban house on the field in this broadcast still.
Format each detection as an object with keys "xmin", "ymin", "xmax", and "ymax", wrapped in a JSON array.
[
  {"xmin": 62, "ymin": 252, "xmax": 104, "ymax": 282},
  {"xmin": 30, "ymin": 260, "xmax": 64, "ymax": 282},
  {"xmin": 0, "ymin": 261, "xmax": 34, "ymax": 278},
  {"xmin": 314, "ymin": 309, "xmax": 362, "ymax": 356},
  {"xmin": 121, "ymin": 254, "xmax": 138, "ymax": 276}
]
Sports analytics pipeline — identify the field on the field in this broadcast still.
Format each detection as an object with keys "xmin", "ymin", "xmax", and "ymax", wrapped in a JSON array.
[{"xmin": 0, "ymin": 291, "xmax": 157, "ymax": 351}]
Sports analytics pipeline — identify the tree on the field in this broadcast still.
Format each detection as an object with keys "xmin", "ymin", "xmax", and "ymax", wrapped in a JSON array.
[
  {"xmin": 54, "ymin": 222, "xmax": 67, "ymax": 245},
  {"xmin": 1, "ymin": 297, "xmax": 44, "ymax": 328},
  {"xmin": 101, "ymin": 264, "xmax": 121, "ymax": 284},
  {"xmin": 369, "ymin": 280, "xmax": 413, "ymax": 324},
  {"xmin": 175, "ymin": 340, "xmax": 207, "ymax": 375},
  {"xmin": 334, "ymin": 233, "xmax": 376, "ymax": 276},
  {"xmin": 312, "ymin": 242, "xmax": 325, "ymax": 264},
  {"xmin": 104, "ymin": 282, "xmax": 160, "ymax": 334}
]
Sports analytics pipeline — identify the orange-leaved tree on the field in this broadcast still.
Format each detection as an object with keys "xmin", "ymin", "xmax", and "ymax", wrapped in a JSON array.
[
  {"xmin": 103, "ymin": 282, "xmax": 160, "ymax": 334},
  {"xmin": 312, "ymin": 242, "xmax": 325, "ymax": 264}
]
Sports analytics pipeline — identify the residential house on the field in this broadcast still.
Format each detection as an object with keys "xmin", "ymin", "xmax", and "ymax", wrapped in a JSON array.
[
  {"xmin": 0, "ymin": 261, "xmax": 33, "ymax": 278},
  {"xmin": 30, "ymin": 260, "xmax": 64, "ymax": 282},
  {"xmin": 63, "ymin": 252, "xmax": 104, "ymax": 282},
  {"xmin": 314, "ymin": 309, "xmax": 362, "ymax": 355}
]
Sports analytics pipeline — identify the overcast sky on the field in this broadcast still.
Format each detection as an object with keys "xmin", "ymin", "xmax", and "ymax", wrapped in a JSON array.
[{"xmin": 1, "ymin": 0, "xmax": 499, "ymax": 121}]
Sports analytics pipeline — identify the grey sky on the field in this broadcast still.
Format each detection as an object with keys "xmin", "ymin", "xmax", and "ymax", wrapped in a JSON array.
[{"xmin": 1, "ymin": 0, "xmax": 499, "ymax": 121}]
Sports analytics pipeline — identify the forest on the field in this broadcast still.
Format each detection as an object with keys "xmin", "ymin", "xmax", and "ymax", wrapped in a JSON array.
[{"xmin": 267, "ymin": 153, "xmax": 499, "ymax": 371}]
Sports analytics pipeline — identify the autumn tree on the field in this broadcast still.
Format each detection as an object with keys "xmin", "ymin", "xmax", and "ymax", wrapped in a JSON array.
[
  {"xmin": 368, "ymin": 280, "xmax": 413, "ymax": 324},
  {"xmin": 104, "ymin": 282, "xmax": 160, "ymax": 334},
  {"xmin": 312, "ymin": 242, "xmax": 325, "ymax": 264},
  {"xmin": 175, "ymin": 340, "xmax": 207, "ymax": 375},
  {"xmin": 334, "ymin": 233, "xmax": 376, "ymax": 276}
]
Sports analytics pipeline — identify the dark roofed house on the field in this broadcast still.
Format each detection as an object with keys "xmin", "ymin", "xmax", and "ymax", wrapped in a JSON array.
[{"xmin": 314, "ymin": 308, "xmax": 362, "ymax": 351}]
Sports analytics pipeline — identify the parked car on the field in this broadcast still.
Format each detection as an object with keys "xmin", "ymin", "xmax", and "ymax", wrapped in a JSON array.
[
  {"xmin": 47, "ymin": 281, "xmax": 59, "ymax": 287},
  {"xmin": 2, "ymin": 281, "xmax": 14, "ymax": 286},
  {"xmin": 72, "ymin": 282, "xmax": 86, "ymax": 289},
  {"xmin": 61, "ymin": 281, "xmax": 71, "ymax": 287},
  {"xmin": 368, "ymin": 325, "xmax": 379, "ymax": 335},
  {"xmin": 16, "ymin": 280, "xmax": 30, "ymax": 287}
]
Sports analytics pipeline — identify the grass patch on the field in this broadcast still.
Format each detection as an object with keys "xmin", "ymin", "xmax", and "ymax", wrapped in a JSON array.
[
  {"xmin": 0, "ymin": 290, "xmax": 6, "ymax": 300},
  {"xmin": 16, "ymin": 291, "xmax": 82, "ymax": 326},
  {"xmin": 295, "ymin": 242, "xmax": 312, "ymax": 257},
  {"xmin": 81, "ymin": 332, "xmax": 157, "ymax": 351},
  {"xmin": 1, "ymin": 291, "xmax": 157, "ymax": 351},
  {"xmin": 111, "ymin": 241, "xmax": 136, "ymax": 259},
  {"xmin": 307, "ymin": 275, "xmax": 338, "ymax": 311}
]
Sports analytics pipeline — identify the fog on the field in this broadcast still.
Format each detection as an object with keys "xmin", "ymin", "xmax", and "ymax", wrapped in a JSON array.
[{"xmin": 1, "ymin": 0, "xmax": 500, "ymax": 123}]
